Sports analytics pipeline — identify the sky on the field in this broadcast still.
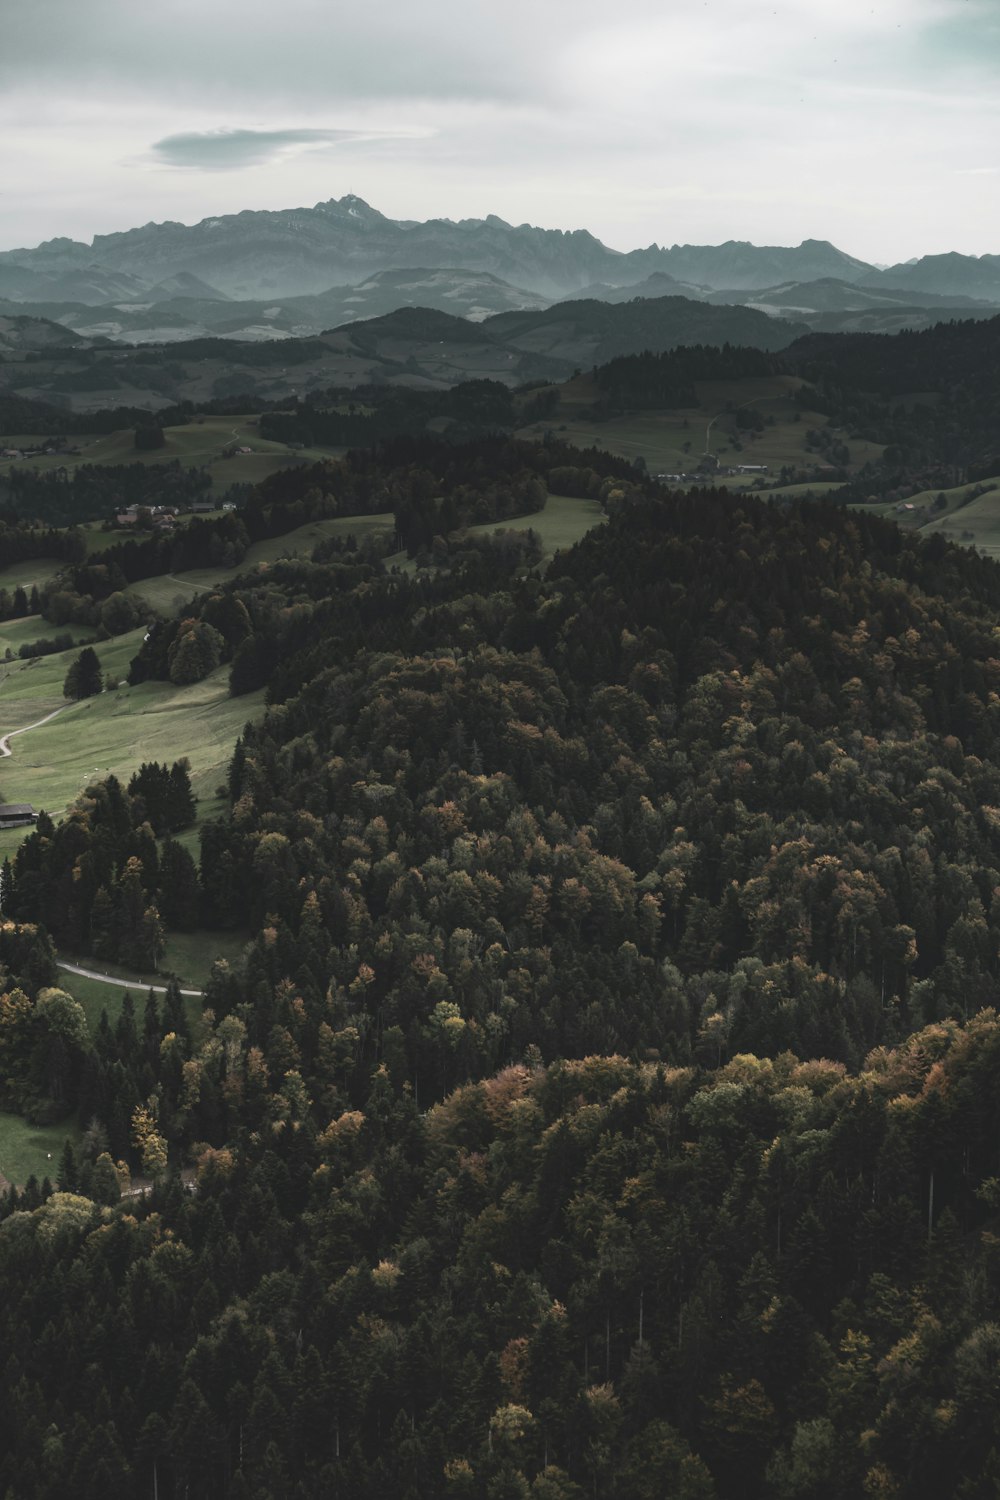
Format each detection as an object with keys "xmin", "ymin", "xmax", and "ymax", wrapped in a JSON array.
[{"xmin": 2, "ymin": 0, "xmax": 998, "ymax": 264}]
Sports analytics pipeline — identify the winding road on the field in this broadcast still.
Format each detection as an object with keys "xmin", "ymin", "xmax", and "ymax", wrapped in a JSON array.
[{"xmin": 0, "ymin": 703, "xmax": 71, "ymax": 758}]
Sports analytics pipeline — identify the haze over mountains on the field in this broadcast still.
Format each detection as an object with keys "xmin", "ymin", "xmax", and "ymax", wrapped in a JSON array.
[{"xmin": 0, "ymin": 194, "xmax": 998, "ymax": 347}]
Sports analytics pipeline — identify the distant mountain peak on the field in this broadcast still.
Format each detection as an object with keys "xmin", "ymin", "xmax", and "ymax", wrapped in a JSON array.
[{"xmin": 313, "ymin": 194, "xmax": 385, "ymax": 222}]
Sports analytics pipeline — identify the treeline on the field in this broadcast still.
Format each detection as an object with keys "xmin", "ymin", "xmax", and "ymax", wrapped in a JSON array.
[
  {"xmin": 594, "ymin": 345, "xmax": 783, "ymax": 410},
  {"xmin": 259, "ymin": 379, "xmax": 519, "ymax": 448},
  {"xmin": 789, "ymin": 314, "xmax": 1000, "ymax": 399},
  {"xmin": 0, "ymin": 519, "xmax": 85, "ymax": 570},
  {"xmin": 1, "ymin": 459, "xmax": 213, "ymax": 528}
]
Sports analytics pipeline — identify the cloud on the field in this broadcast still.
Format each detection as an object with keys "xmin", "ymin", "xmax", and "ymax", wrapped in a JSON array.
[
  {"xmin": 149, "ymin": 126, "xmax": 430, "ymax": 171},
  {"xmin": 1, "ymin": 0, "xmax": 998, "ymax": 259}
]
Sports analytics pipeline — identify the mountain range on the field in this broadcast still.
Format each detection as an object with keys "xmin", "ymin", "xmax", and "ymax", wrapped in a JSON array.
[{"xmin": 1, "ymin": 194, "xmax": 998, "ymax": 323}]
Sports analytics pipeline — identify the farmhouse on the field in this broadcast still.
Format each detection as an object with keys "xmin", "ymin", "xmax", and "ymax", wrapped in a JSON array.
[{"xmin": 0, "ymin": 804, "xmax": 38, "ymax": 830}]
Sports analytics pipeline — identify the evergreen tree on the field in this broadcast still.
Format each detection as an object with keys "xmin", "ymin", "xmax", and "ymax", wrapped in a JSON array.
[{"xmin": 63, "ymin": 646, "xmax": 102, "ymax": 700}]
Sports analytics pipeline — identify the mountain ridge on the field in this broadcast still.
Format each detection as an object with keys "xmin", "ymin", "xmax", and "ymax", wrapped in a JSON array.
[{"xmin": 0, "ymin": 196, "xmax": 888, "ymax": 302}]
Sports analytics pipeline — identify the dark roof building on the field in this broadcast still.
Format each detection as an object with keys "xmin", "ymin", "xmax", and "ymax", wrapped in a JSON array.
[{"xmin": 0, "ymin": 804, "xmax": 37, "ymax": 828}]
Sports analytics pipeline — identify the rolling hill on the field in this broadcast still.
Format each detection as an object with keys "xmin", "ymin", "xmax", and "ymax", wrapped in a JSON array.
[{"xmin": 0, "ymin": 295, "xmax": 809, "ymax": 413}]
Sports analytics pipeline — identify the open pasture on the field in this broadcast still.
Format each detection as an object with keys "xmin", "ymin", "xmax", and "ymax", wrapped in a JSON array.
[
  {"xmin": 0, "ymin": 627, "xmax": 264, "ymax": 858},
  {"xmin": 127, "ymin": 511, "xmax": 396, "ymax": 612},
  {"xmin": 0, "ymin": 556, "xmax": 64, "ymax": 598},
  {"xmin": 918, "ymin": 480, "xmax": 1000, "ymax": 555},
  {"xmin": 0, "ymin": 1113, "xmax": 79, "ymax": 1191},
  {"xmin": 385, "ymin": 490, "xmax": 604, "ymax": 576},
  {"xmin": 58, "ymin": 927, "xmax": 248, "ymax": 1028},
  {"xmin": 518, "ymin": 372, "xmax": 884, "ymax": 483},
  {"xmin": 524, "ymin": 492, "xmax": 605, "ymax": 559},
  {"xmin": 0, "ymin": 614, "xmax": 95, "ymax": 659},
  {"xmin": 2, "ymin": 415, "xmax": 347, "ymax": 497},
  {"xmin": 848, "ymin": 476, "xmax": 1000, "ymax": 554}
]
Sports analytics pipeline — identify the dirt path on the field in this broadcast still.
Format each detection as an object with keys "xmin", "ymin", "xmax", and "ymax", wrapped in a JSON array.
[
  {"xmin": 57, "ymin": 960, "xmax": 204, "ymax": 997},
  {"xmin": 0, "ymin": 703, "xmax": 71, "ymax": 758}
]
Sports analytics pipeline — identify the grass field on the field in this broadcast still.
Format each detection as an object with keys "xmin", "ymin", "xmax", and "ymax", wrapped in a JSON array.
[
  {"xmin": 0, "ymin": 626, "xmax": 143, "ymax": 726},
  {"xmin": 517, "ymin": 373, "xmax": 885, "ymax": 486},
  {"xmin": 847, "ymin": 476, "xmax": 1000, "ymax": 554},
  {"xmin": 0, "ymin": 1113, "xmax": 80, "ymax": 1190},
  {"xmin": 58, "ymin": 970, "xmax": 204, "ymax": 1037},
  {"xmin": 127, "ymin": 511, "xmax": 396, "ymax": 612},
  {"xmin": 915, "ymin": 480, "xmax": 1000, "ymax": 555},
  {"xmin": 0, "ymin": 614, "xmax": 95, "ymax": 659},
  {"xmin": 0, "ymin": 557, "xmax": 64, "ymax": 597},
  {"xmin": 57, "ymin": 926, "xmax": 248, "ymax": 1037},
  {"xmin": 3, "ymin": 415, "xmax": 347, "ymax": 498},
  {"xmin": 526, "ymin": 492, "xmax": 605, "ymax": 560},
  {"xmin": 58, "ymin": 927, "xmax": 248, "ymax": 995},
  {"xmin": 385, "ymin": 491, "xmax": 604, "ymax": 576},
  {"xmin": 0, "ymin": 629, "xmax": 264, "ymax": 861}
]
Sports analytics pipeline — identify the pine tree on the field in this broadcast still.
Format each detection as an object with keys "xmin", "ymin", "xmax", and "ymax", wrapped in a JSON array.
[
  {"xmin": 63, "ymin": 646, "xmax": 102, "ymax": 700},
  {"xmin": 168, "ymin": 759, "xmax": 196, "ymax": 830}
]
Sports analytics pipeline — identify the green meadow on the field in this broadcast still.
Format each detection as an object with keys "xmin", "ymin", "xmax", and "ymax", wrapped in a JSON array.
[
  {"xmin": 847, "ymin": 476, "xmax": 1000, "ymax": 554},
  {"xmin": 0, "ymin": 614, "xmax": 95, "ymax": 658},
  {"xmin": 523, "ymin": 492, "xmax": 605, "ymax": 559},
  {"xmin": 126, "ymin": 511, "xmax": 396, "ymax": 613},
  {"xmin": 57, "ymin": 925, "xmax": 249, "ymax": 1030},
  {"xmin": 0, "ymin": 1113, "xmax": 80, "ymax": 1191},
  {"xmin": 385, "ymin": 490, "xmax": 604, "ymax": 576},
  {"xmin": 0, "ymin": 557, "xmax": 65, "ymax": 596},
  {"xmin": 517, "ymin": 373, "xmax": 885, "ymax": 485},
  {"xmin": 0, "ymin": 627, "xmax": 264, "ymax": 861},
  {"xmin": 3, "ymin": 415, "xmax": 347, "ymax": 496}
]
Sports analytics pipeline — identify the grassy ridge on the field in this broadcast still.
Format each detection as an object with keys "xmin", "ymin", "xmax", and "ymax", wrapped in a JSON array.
[{"xmin": 847, "ymin": 475, "xmax": 1000, "ymax": 554}]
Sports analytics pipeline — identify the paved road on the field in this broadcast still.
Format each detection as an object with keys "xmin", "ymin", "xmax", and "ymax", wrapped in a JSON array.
[
  {"xmin": 0, "ymin": 703, "xmax": 71, "ymax": 758},
  {"xmin": 57, "ymin": 960, "xmax": 205, "ymax": 997}
]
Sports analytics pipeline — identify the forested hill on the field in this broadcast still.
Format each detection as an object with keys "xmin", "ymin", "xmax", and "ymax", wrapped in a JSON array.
[
  {"xmin": 191, "ymin": 489, "xmax": 1000, "ymax": 1074},
  {"xmin": 6, "ymin": 482, "xmax": 1000, "ymax": 1494}
]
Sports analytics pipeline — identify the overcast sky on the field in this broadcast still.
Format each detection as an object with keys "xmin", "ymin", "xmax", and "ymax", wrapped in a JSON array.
[{"xmin": 2, "ymin": 0, "xmax": 998, "ymax": 263}]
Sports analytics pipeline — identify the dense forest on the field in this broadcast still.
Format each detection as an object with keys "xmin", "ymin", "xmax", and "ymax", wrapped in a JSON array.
[{"xmin": 4, "ymin": 459, "xmax": 1000, "ymax": 1493}]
